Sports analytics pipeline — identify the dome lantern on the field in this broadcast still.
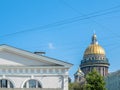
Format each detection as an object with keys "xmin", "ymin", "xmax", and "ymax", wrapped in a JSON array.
[{"xmin": 91, "ymin": 34, "xmax": 98, "ymax": 44}]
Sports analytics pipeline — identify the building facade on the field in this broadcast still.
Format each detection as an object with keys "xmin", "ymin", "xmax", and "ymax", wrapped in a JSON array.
[
  {"xmin": 0, "ymin": 45, "xmax": 72, "ymax": 90},
  {"xmin": 74, "ymin": 34, "xmax": 110, "ymax": 82},
  {"xmin": 105, "ymin": 70, "xmax": 120, "ymax": 90}
]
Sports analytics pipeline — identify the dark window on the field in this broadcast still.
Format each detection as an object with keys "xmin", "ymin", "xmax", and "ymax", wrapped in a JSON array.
[
  {"xmin": 23, "ymin": 79, "xmax": 42, "ymax": 88},
  {"xmin": 0, "ymin": 79, "xmax": 13, "ymax": 88}
]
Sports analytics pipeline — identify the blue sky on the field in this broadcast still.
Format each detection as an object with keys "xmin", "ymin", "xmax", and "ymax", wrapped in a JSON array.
[{"xmin": 1, "ymin": 0, "xmax": 120, "ymax": 80}]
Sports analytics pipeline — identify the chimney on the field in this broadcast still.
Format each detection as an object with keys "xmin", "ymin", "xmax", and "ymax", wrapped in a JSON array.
[{"xmin": 34, "ymin": 52, "xmax": 45, "ymax": 55}]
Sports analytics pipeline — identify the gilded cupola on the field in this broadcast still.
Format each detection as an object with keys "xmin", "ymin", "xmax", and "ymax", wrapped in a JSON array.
[{"xmin": 84, "ymin": 34, "xmax": 105, "ymax": 56}]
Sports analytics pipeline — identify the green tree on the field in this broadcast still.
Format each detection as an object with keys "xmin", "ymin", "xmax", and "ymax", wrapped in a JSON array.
[
  {"xmin": 69, "ymin": 82, "xmax": 84, "ymax": 90},
  {"xmin": 84, "ymin": 69, "xmax": 106, "ymax": 90}
]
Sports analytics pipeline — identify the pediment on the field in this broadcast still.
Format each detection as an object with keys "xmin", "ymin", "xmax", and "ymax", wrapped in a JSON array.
[{"xmin": 0, "ymin": 45, "xmax": 72, "ymax": 67}]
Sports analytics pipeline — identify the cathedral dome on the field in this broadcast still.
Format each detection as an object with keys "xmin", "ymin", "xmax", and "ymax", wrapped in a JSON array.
[
  {"xmin": 80, "ymin": 34, "xmax": 110, "ymax": 77},
  {"xmin": 84, "ymin": 44, "xmax": 105, "ymax": 55},
  {"xmin": 84, "ymin": 34, "xmax": 105, "ymax": 56}
]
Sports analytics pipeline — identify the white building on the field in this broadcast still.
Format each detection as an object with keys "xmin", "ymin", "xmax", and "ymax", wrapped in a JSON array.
[{"xmin": 0, "ymin": 44, "xmax": 72, "ymax": 90}]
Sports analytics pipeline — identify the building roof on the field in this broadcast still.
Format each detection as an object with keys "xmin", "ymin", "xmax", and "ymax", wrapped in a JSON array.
[{"xmin": 0, "ymin": 44, "xmax": 73, "ymax": 68}]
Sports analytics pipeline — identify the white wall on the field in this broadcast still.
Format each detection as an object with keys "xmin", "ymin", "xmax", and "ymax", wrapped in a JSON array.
[{"xmin": 0, "ymin": 75, "xmax": 63, "ymax": 88}]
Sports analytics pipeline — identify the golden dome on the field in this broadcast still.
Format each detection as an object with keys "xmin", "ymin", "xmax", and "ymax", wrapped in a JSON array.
[
  {"xmin": 84, "ymin": 34, "xmax": 105, "ymax": 55},
  {"xmin": 84, "ymin": 44, "xmax": 105, "ymax": 55},
  {"xmin": 74, "ymin": 67, "xmax": 84, "ymax": 76}
]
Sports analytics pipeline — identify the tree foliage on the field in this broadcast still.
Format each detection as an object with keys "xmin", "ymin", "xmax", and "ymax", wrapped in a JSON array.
[
  {"xmin": 69, "ymin": 82, "xmax": 84, "ymax": 90},
  {"xmin": 84, "ymin": 69, "xmax": 106, "ymax": 90}
]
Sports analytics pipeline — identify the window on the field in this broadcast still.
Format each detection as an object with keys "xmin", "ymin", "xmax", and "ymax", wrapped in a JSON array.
[
  {"xmin": 0, "ymin": 79, "xmax": 14, "ymax": 88},
  {"xmin": 23, "ymin": 79, "xmax": 42, "ymax": 88}
]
